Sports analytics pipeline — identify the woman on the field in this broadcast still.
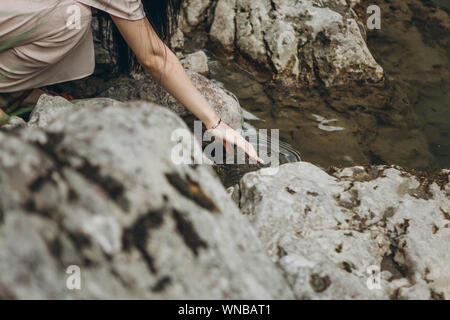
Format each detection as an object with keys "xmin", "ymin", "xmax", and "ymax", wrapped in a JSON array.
[{"xmin": 0, "ymin": 0, "xmax": 261, "ymax": 163}]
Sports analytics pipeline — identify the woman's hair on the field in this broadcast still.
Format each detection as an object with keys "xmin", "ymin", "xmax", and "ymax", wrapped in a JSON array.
[
  {"xmin": 105, "ymin": 0, "xmax": 184, "ymax": 73},
  {"xmin": 141, "ymin": 0, "xmax": 184, "ymax": 45}
]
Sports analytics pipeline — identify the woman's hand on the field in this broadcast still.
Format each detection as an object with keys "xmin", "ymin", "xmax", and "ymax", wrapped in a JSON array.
[
  {"xmin": 111, "ymin": 16, "xmax": 263, "ymax": 165},
  {"xmin": 207, "ymin": 121, "xmax": 264, "ymax": 164}
]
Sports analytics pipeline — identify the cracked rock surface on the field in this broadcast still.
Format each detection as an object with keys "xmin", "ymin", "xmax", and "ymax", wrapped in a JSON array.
[
  {"xmin": 183, "ymin": 0, "xmax": 384, "ymax": 87},
  {"xmin": 97, "ymin": 71, "xmax": 244, "ymax": 132},
  {"xmin": 56, "ymin": 68, "xmax": 244, "ymax": 133},
  {"xmin": 238, "ymin": 162, "xmax": 450, "ymax": 299},
  {"xmin": 0, "ymin": 98, "xmax": 293, "ymax": 299},
  {"xmin": 89, "ymin": 0, "xmax": 384, "ymax": 88}
]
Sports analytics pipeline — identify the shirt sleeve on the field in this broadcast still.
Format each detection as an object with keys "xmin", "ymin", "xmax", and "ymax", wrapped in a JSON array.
[{"xmin": 76, "ymin": 0, "xmax": 145, "ymax": 21}]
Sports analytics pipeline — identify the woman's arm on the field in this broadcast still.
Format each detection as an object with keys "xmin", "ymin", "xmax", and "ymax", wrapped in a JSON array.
[{"xmin": 110, "ymin": 16, "xmax": 262, "ymax": 163}]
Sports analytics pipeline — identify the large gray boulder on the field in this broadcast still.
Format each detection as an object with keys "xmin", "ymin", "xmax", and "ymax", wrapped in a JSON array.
[
  {"xmin": 238, "ymin": 162, "xmax": 450, "ymax": 299},
  {"xmin": 98, "ymin": 71, "xmax": 243, "ymax": 132},
  {"xmin": 185, "ymin": 0, "xmax": 384, "ymax": 87},
  {"xmin": 0, "ymin": 98, "xmax": 293, "ymax": 299},
  {"xmin": 27, "ymin": 95, "xmax": 124, "ymax": 128}
]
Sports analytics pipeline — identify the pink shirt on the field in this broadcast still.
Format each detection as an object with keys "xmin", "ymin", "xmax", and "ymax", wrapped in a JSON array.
[
  {"xmin": 0, "ymin": 0, "xmax": 146, "ymax": 92},
  {"xmin": 77, "ymin": 0, "xmax": 145, "ymax": 20}
]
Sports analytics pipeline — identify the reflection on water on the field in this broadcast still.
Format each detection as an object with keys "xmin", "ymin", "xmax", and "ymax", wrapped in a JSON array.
[
  {"xmin": 364, "ymin": 0, "xmax": 450, "ymax": 170},
  {"xmin": 433, "ymin": 0, "xmax": 450, "ymax": 10},
  {"xmin": 188, "ymin": 0, "xmax": 449, "ymax": 172}
]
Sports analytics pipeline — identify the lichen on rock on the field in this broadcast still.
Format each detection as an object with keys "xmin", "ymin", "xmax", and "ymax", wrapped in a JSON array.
[
  {"xmin": 183, "ymin": 0, "xmax": 384, "ymax": 87},
  {"xmin": 0, "ymin": 97, "xmax": 293, "ymax": 299},
  {"xmin": 238, "ymin": 162, "xmax": 450, "ymax": 299}
]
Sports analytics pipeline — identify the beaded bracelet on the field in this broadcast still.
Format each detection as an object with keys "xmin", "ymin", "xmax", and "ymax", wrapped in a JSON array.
[{"xmin": 209, "ymin": 118, "xmax": 222, "ymax": 130}]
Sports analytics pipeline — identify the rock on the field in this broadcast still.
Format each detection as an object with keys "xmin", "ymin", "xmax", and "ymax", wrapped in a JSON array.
[
  {"xmin": 89, "ymin": 0, "xmax": 383, "ymax": 87},
  {"xmin": 0, "ymin": 99, "xmax": 294, "ymax": 299},
  {"xmin": 27, "ymin": 95, "xmax": 125, "ymax": 128},
  {"xmin": 28, "ymin": 95, "xmax": 79, "ymax": 128},
  {"xmin": 0, "ymin": 116, "xmax": 27, "ymax": 130},
  {"xmin": 98, "ymin": 71, "xmax": 243, "ymax": 132},
  {"xmin": 238, "ymin": 162, "xmax": 450, "ymax": 299},
  {"xmin": 187, "ymin": 0, "xmax": 384, "ymax": 87},
  {"xmin": 182, "ymin": 0, "xmax": 216, "ymax": 32},
  {"xmin": 90, "ymin": 10, "xmax": 120, "ymax": 73},
  {"xmin": 209, "ymin": 0, "xmax": 236, "ymax": 52},
  {"xmin": 170, "ymin": 28, "xmax": 186, "ymax": 58},
  {"xmin": 181, "ymin": 50, "xmax": 209, "ymax": 75}
]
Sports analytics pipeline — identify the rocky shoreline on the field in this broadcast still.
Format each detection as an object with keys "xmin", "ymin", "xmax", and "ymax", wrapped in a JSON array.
[
  {"xmin": 1, "ymin": 93, "xmax": 448, "ymax": 299},
  {"xmin": 0, "ymin": 0, "xmax": 449, "ymax": 299},
  {"xmin": 182, "ymin": 0, "xmax": 384, "ymax": 87}
]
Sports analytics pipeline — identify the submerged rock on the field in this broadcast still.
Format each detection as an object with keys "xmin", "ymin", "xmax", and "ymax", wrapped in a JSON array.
[
  {"xmin": 238, "ymin": 162, "xmax": 450, "ymax": 299},
  {"xmin": 0, "ymin": 99, "xmax": 293, "ymax": 299}
]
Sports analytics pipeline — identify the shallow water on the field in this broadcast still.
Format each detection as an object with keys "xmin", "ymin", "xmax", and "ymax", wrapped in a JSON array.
[
  {"xmin": 186, "ymin": 0, "xmax": 449, "ymax": 172},
  {"xmin": 433, "ymin": 0, "xmax": 450, "ymax": 10}
]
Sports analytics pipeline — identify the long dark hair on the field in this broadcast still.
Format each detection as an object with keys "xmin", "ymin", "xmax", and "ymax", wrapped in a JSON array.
[
  {"xmin": 110, "ymin": 0, "xmax": 184, "ymax": 73},
  {"xmin": 142, "ymin": 0, "xmax": 184, "ymax": 45}
]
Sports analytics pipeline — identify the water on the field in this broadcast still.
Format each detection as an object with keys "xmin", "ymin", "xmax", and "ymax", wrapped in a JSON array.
[
  {"xmin": 433, "ymin": 0, "xmax": 450, "ymax": 10},
  {"xmin": 186, "ymin": 0, "xmax": 449, "ymax": 173}
]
